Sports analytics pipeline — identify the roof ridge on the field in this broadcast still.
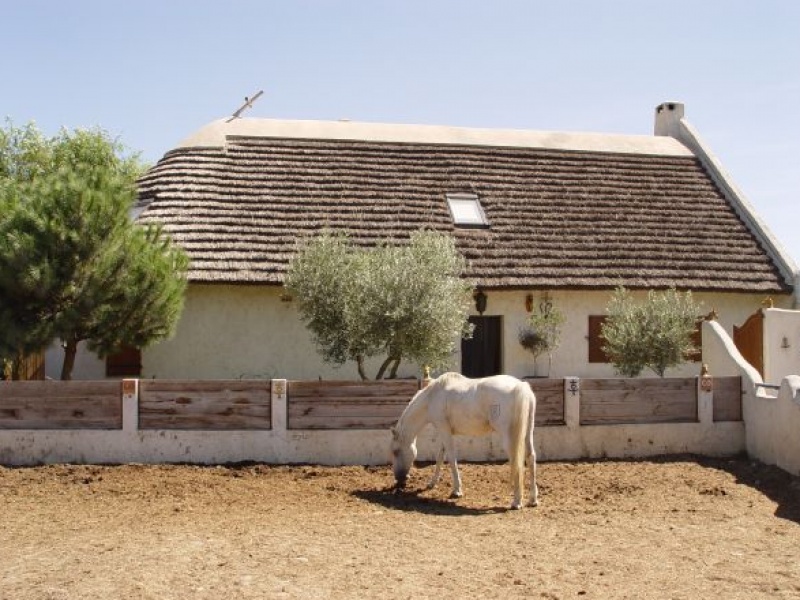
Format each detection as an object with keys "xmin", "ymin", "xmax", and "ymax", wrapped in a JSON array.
[{"xmin": 176, "ymin": 117, "xmax": 694, "ymax": 158}]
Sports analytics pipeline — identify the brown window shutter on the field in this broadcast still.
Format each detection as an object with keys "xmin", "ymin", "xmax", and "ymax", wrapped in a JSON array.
[
  {"xmin": 106, "ymin": 345, "xmax": 142, "ymax": 377},
  {"xmin": 588, "ymin": 315, "xmax": 610, "ymax": 363}
]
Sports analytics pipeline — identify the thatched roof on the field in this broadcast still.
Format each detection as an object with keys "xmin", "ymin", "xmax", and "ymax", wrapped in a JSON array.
[{"xmin": 136, "ymin": 118, "xmax": 790, "ymax": 293}]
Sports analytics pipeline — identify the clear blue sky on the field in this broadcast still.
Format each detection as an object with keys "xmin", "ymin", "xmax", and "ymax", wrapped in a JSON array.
[{"xmin": 5, "ymin": 1, "xmax": 799, "ymax": 268}]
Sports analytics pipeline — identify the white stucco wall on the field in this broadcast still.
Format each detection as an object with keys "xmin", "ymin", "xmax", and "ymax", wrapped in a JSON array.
[
  {"xmin": 762, "ymin": 308, "xmax": 800, "ymax": 384},
  {"xmin": 141, "ymin": 285, "xmax": 423, "ymax": 381},
  {"xmin": 45, "ymin": 343, "xmax": 105, "ymax": 381},
  {"xmin": 51, "ymin": 283, "xmax": 791, "ymax": 381},
  {"xmin": 134, "ymin": 285, "xmax": 789, "ymax": 382},
  {"xmin": 492, "ymin": 289, "xmax": 789, "ymax": 380}
]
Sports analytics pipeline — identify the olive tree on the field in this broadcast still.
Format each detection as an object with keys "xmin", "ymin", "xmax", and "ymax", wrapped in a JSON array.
[
  {"xmin": 601, "ymin": 286, "xmax": 701, "ymax": 377},
  {"xmin": 0, "ymin": 121, "xmax": 188, "ymax": 380},
  {"xmin": 285, "ymin": 230, "xmax": 474, "ymax": 379}
]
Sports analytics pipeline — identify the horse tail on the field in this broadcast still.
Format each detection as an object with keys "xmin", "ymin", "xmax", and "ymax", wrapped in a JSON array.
[
  {"xmin": 526, "ymin": 384, "xmax": 536, "ymax": 454},
  {"xmin": 509, "ymin": 382, "xmax": 532, "ymax": 483}
]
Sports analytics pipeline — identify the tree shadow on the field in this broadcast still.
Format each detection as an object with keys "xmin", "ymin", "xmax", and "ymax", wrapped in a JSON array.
[{"xmin": 351, "ymin": 486, "xmax": 511, "ymax": 517}]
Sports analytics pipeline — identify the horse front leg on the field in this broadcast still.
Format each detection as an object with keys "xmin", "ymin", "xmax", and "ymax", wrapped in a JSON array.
[
  {"xmin": 426, "ymin": 444, "xmax": 446, "ymax": 491},
  {"xmin": 440, "ymin": 431, "xmax": 462, "ymax": 498}
]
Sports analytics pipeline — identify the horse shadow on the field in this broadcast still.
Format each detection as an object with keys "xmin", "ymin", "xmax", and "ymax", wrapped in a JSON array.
[{"xmin": 352, "ymin": 486, "xmax": 511, "ymax": 517}]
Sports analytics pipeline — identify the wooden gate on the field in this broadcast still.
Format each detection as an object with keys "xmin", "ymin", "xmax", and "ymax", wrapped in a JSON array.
[
  {"xmin": 733, "ymin": 309, "xmax": 764, "ymax": 377},
  {"xmin": 2, "ymin": 352, "xmax": 46, "ymax": 381}
]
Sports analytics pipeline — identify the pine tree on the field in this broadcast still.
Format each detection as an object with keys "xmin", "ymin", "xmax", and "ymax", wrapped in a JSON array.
[{"xmin": 0, "ymin": 122, "xmax": 188, "ymax": 379}]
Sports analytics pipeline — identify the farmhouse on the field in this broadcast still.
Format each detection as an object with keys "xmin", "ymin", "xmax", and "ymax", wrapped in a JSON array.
[{"xmin": 53, "ymin": 102, "xmax": 798, "ymax": 381}]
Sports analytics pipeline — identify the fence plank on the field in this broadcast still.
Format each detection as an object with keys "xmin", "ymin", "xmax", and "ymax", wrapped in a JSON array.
[
  {"xmin": 289, "ymin": 379, "xmax": 566, "ymax": 430},
  {"xmin": 139, "ymin": 380, "xmax": 271, "ymax": 430},
  {"xmin": 580, "ymin": 378, "xmax": 697, "ymax": 425},
  {"xmin": 524, "ymin": 378, "xmax": 565, "ymax": 426},
  {"xmin": 0, "ymin": 381, "xmax": 122, "ymax": 429},
  {"xmin": 288, "ymin": 380, "xmax": 418, "ymax": 430},
  {"xmin": 713, "ymin": 376, "xmax": 742, "ymax": 422}
]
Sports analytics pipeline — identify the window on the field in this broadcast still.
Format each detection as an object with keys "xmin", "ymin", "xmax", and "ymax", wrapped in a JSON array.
[
  {"xmin": 106, "ymin": 345, "xmax": 142, "ymax": 377},
  {"xmin": 588, "ymin": 315, "xmax": 610, "ymax": 363},
  {"xmin": 446, "ymin": 193, "xmax": 489, "ymax": 227}
]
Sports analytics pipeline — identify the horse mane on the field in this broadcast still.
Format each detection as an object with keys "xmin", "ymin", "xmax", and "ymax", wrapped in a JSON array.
[{"xmin": 395, "ymin": 373, "xmax": 469, "ymax": 440}]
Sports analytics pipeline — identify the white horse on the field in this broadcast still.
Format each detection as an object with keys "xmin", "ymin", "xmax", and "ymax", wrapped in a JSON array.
[{"xmin": 390, "ymin": 372, "xmax": 538, "ymax": 510}]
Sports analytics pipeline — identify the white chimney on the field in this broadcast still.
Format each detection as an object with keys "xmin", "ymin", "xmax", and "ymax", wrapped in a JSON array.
[{"xmin": 654, "ymin": 102, "xmax": 685, "ymax": 138}]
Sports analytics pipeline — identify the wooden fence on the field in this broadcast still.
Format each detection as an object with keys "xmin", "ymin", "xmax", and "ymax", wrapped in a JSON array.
[
  {"xmin": 580, "ymin": 378, "xmax": 697, "ymax": 425},
  {"xmin": 0, "ymin": 376, "xmax": 742, "ymax": 432},
  {"xmin": 287, "ymin": 380, "xmax": 419, "ymax": 430},
  {"xmin": 712, "ymin": 377, "xmax": 743, "ymax": 421},
  {"xmin": 1, "ymin": 351, "xmax": 46, "ymax": 381},
  {"xmin": 0, "ymin": 376, "xmax": 750, "ymax": 466},
  {"xmin": 0, "ymin": 381, "xmax": 122, "ymax": 429},
  {"xmin": 139, "ymin": 380, "xmax": 272, "ymax": 430},
  {"xmin": 525, "ymin": 378, "xmax": 566, "ymax": 426}
]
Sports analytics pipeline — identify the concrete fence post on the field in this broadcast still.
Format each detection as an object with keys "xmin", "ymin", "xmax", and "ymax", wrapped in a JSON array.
[
  {"xmin": 564, "ymin": 376, "xmax": 580, "ymax": 429},
  {"xmin": 121, "ymin": 378, "xmax": 139, "ymax": 433},
  {"xmin": 697, "ymin": 374, "xmax": 714, "ymax": 425},
  {"xmin": 271, "ymin": 379, "xmax": 288, "ymax": 433}
]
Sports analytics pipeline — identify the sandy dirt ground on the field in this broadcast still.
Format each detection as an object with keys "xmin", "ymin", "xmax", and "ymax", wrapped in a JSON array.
[{"xmin": 1, "ymin": 455, "xmax": 799, "ymax": 600}]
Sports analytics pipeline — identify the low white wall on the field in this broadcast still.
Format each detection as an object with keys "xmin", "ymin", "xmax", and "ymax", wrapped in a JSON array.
[
  {"xmin": 0, "ymin": 378, "xmax": 744, "ymax": 466},
  {"xmin": 775, "ymin": 376, "xmax": 800, "ymax": 476},
  {"xmin": 702, "ymin": 319, "xmax": 800, "ymax": 475}
]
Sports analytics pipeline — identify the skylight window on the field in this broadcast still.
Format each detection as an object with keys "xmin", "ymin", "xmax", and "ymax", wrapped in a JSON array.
[{"xmin": 446, "ymin": 193, "xmax": 489, "ymax": 227}]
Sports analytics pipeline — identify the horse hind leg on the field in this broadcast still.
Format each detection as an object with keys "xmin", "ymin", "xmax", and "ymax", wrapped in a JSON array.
[
  {"xmin": 506, "ymin": 436, "xmax": 525, "ymax": 510},
  {"xmin": 526, "ymin": 428, "xmax": 539, "ymax": 507},
  {"xmin": 510, "ymin": 467, "xmax": 524, "ymax": 510},
  {"xmin": 426, "ymin": 444, "xmax": 446, "ymax": 490},
  {"xmin": 527, "ymin": 446, "xmax": 539, "ymax": 507}
]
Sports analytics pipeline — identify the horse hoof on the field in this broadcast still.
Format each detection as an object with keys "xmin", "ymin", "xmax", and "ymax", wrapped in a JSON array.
[
  {"xmin": 528, "ymin": 499, "xmax": 539, "ymax": 508},
  {"xmin": 450, "ymin": 491, "xmax": 463, "ymax": 499},
  {"xmin": 511, "ymin": 502, "xmax": 522, "ymax": 510}
]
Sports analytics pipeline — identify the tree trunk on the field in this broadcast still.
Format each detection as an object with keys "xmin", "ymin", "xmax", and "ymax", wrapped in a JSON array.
[
  {"xmin": 388, "ymin": 357, "xmax": 401, "ymax": 379},
  {"xmin": 376, "ymin": 355, "xmax": 402, "ymax": 380},
  {"xmin": 375, "ymin": 356, "xmax": 394, "ymax": 380},
  {"xmin": 61, "ymin": 339, "xmax": 78, "ymax": 381},
  {"xmin": 356, "ymin": 355, "xmax": 368, "ymax": 381}
]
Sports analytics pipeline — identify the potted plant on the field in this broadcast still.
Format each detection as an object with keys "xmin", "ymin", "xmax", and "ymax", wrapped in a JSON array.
[{"xmin": 518, "ymin": 295, "xmax": 564, "ymax": 377}]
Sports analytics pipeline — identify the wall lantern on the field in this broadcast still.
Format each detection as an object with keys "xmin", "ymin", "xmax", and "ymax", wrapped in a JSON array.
[
  {"xmin": 525, "ymin": 293, "xmax": 534, "ymax": 313},
  {"xmin": 781, "ymin": 336, "xmax": 791, "ymax": 349},
  {"xmin": 474, "ymin": 289, "xmax": 487, "ymax": 315}
]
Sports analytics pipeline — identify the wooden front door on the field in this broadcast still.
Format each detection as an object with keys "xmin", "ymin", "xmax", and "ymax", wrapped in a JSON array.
[{"xmin": 461, "ymin": 316, "xmax": 502, "ymax": 377}]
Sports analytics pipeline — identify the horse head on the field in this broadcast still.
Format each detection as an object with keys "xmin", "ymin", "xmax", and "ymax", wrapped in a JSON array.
[{"xmin": 389, "ymin": 426, "xmax": 417, "ymax": 489}]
